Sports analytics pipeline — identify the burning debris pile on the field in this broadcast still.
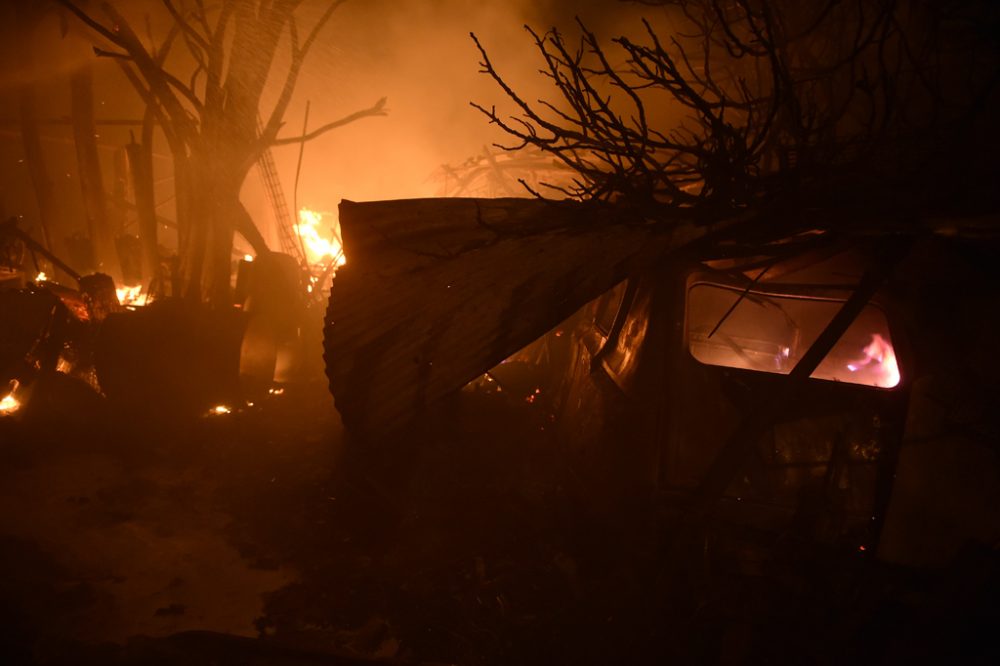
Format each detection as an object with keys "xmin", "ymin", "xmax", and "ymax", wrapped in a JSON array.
[
  {"xmin": 1, "ymin": 211, "xmax": 344, "ymax": 424},
  {"xmin": 294, "ymin": 208, "xmax": 347, "ymax": 271}
]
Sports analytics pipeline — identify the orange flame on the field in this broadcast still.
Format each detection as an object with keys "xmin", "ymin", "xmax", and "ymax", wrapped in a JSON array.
[
  {"xmin": 847, "ymin": 333, "xmax": 900, "ymax": 388},
  {"xmin": 115, "ymin": 284, "xmax": 149, "ymax": 307},
  {"xmin": 1, "ymin": 380, "xmax": 22, "ymax": 415},
  {"xmin": 295, "ymin": 208, "xmax": 346, "ymax": 268},
  {"xmin": 0, "ymin": 393, "xmax": 19, "ymax": 415}
]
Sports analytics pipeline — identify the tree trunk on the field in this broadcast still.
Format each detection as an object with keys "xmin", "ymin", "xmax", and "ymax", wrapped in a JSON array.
[
  {"xmin": 70, "ymin": 64, "xmax": 120, "ymax": 280},
  {"xmin": 18, "ymin": 82, "xmax": 56, "ymax": 253},
  {"xmin": 175, "ymin": 139, "xmax": 269, "ymax": 307},
  {"xmin": 207, "ymin": 196, "xmax": 238, "ymax": 307},
  {"xmin": 125, "ymin": 117, "xmax": 159, "ymax": 291},
  {"xmin": 15, "ymin": 4, "xmax": 57, "ymax": 263},
  {"xmin": 178, "ymin": 160, "xmax": 210, "ymax": 302}
]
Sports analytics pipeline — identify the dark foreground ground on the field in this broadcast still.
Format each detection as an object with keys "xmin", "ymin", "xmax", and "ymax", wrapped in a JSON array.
[{"xmin": 1, "ymin": 381, "xmax": 999, "ymax": 665}]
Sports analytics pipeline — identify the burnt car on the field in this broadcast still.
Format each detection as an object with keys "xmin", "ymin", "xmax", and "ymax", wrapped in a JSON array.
[
  {"xmin": 324, "ymin": 199, "xmax": 1000, "ymax": 565},
  {"xmin": 539, "ymin": 235, "xmax": 1000, "ymax": 563},
  {"xmin": 547, "ymin": 249, "xmax": 907, "ymax": 551}
]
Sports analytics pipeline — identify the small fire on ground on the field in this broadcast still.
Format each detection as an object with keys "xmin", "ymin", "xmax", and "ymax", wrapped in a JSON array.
[
  {"xmin": 116, "ymin": 284, "xmax": 149, "ymax": 307},
  {"xmin": 0, "ymin": 393, "xmax": 19, "ymax": 415},
  {"xmin": 1, "ymin": 381, "xmax": 22, "ymax": 416},
  {"xmin": 33, "ymin": 271, "xmax": 149, "ymax": 308}
]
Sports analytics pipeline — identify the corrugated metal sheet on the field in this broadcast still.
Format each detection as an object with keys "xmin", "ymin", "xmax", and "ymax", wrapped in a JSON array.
[{"xmin": 323, "ymin": 197, "xmax": 706, "ymax": 439}]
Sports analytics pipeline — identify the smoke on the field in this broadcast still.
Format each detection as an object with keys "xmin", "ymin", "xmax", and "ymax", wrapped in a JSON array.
[
  {"xmin": 256, "ymin": 0, "xmax": 657, "ymax": 228},
  {"xmin": 0, "ymin": 0, "xmax": 662, "ymax": 252}
]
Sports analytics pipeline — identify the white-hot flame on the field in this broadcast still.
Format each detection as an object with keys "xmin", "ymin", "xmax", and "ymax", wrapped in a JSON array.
[
  {"xmin": 295, "ymin": 208, "xmax": 346, "ymax": 268},
  {"xmin": 0, "ymin": 393, "xmax": 19, "ymax": 415},
  {"xmin": 209, "ymin": 405, "xmax": 231, "ymax": 415},
  {"xmin": 847, "ymin": 333, "xmax": 900, "ymax": 388},
  {"xmin": 1, "ymin": 381, "xmax": 21, "ymax": 415},
  {"xmin": 34, "ymin": 271, "xmax": 48, "ymax": 282},
  {"xmin": 115, "ymin": 284, "xmax": 149, "ymax": 307}
]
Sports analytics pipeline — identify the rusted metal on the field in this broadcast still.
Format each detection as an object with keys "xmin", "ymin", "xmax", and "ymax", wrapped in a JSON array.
[{"xmin": 324, "ymin": 198, "xmax": 710, "ymax": 439}]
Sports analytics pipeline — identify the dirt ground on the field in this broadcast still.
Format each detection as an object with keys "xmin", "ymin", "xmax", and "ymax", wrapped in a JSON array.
[{"xmin": 2, "ymin": 381, "xmax": 999, "ymax": 665}]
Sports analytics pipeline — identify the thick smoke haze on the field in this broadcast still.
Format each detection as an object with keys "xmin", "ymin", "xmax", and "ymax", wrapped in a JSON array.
[
  {"xmin": 0, "ymin": 0, "xmax": 661, "ymax": 252},
  {"xmin": 260, "ymin": 0, "xmax": 654, "ymax": 224}
]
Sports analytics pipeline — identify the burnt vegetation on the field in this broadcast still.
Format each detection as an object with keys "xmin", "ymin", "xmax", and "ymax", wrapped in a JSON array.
[
  {"xmin": 472, "ymin": 0, "xmax": 1000, "ymax": 226},
  {"xmin": 56, "ymin": 0, "xmax": 386, "ymax": 304},
  {"xmin": 2, "ymin": 1, "xmax": 1000, "ymax": 665}
]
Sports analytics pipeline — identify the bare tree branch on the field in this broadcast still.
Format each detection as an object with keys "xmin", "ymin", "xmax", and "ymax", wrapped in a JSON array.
[
  {"xmin": 269, "ymin": 97, "xmax": 388, "ymax": 146},
  {"xmin": 469, "ymin": 0, "xmax": 951, "ymax": 222},
  {"xmin": 261, "ymin": 0, "xmax": 349, "ymax": 144},
  {"xmin": 162, "ymin": 0, "xmax": 209, "ymax": 51}
]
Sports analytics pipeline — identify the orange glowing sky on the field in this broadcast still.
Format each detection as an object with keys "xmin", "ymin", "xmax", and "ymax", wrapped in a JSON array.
[{"xmin": 0, "ymin": 1, "xmax": 666, "ymax": 255}]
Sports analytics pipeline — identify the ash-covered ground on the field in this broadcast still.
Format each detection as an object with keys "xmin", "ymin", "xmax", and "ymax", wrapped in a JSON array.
[{"xmin": 1, "ymin": 381, "xmax": 998, "ymax": 665}]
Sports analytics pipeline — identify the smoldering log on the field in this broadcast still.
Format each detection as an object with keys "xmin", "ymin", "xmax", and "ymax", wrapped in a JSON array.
[{"xmin": 323, "ymin": 197, "xmax": 712, "ymax": 439}]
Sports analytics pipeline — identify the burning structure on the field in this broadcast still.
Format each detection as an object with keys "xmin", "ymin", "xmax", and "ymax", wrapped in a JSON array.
[
  {"xmin": 321, "ymin": 0, "xmax": 999, "ymax": 567},
  {"xmin": 1, "ymin": 0, "xmax": 371, "ymax": 419},
  {"xmin": 323, "ymin": 196, "xmax": 999, "ymax": 565},
  {"xmin": 1, "ymin": 0, "xmax": 1000, "ymax": 663}
]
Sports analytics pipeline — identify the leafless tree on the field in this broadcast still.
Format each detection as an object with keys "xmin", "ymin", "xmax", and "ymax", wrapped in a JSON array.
[
  {"xmin": 434, "ymin": 146, "xmax": 575, "ymax": 198},
  {"xmin": 472, "ymin": 0, "xmax": 1000, "ymax": 228},
  {"xmin": 57, "ymin": 0, "xmax": 387, "ymax": 305}
]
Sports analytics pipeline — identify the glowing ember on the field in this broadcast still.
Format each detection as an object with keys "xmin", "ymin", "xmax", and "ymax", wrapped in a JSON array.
[
  {"xmin": 295, "ymin": 208, "xmax": 346, "ymax": 267},
  {"xmin": 115, "ymin": 284, "xmax": 149, "ymax": 307},
  {"xmin": 0, "ymin": 393, "xmax": 19, "ymax": 415},
  {"xmin": 846, "ymin": 334, "xmax": 900, "ymax": 388},
  {"xmin": 244, "ymin": 254, "xmax": 254, "ymax": 262},
  {"xmin": 1, "ymin": 381, "xmax": 21, "ymax": 415},
  {"xmin": 209, "ymin": 405, "xmax": 231, "ymax": 415},
  {"xmin": 34, "ymin": 271, "xmax": 48, "ymax": 282}
]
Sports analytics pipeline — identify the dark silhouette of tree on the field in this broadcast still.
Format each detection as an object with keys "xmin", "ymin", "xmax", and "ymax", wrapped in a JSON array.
[
  {"xmin": 14, "ymin": 1, "xmax": 61, "ymax": 261},
  {"xmin": 57, "ymin": 0, "xmax": 387, "ymax": 305},
  {"xmin": 472, "ymin": 0, "xmax": 1000, "ymax": 230}
]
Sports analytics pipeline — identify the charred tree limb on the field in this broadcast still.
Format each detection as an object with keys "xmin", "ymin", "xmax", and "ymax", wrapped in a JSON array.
[
  {"xmin": 1, "ymin": 217, "xmax": 82, "ymax": 283},
  {"xmin": 259, "ymin": 0, "xmax": 349, "ymax": 145},
  {"xmin": 471, "ymin": 1, "xmax": 999, "ymax": 227},
  {"xmin": 267, "ymin": 98, "xmax": 388, "ymax": 148}
]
